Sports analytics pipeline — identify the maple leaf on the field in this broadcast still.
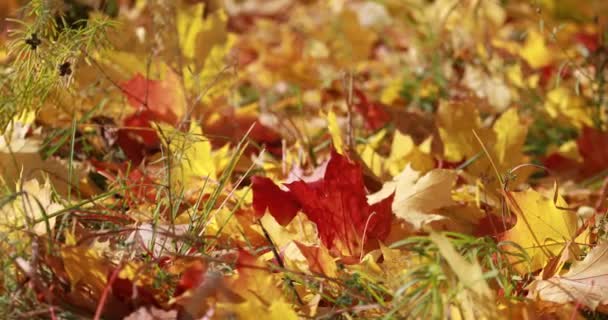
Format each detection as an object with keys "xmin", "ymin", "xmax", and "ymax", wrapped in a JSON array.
[
  {"xmin": 502, "ymin": 187, "xmax": 578, "ymax": 273},
  {"xmin": 368, "ymin": 165, "xmax": 457, "ymax": 230},
  {"xmin": 353, "ymin": 89, "xmax": 391, "ymax": 131},
  {"xmin": 60, "ymin": 232, "xmax": 110, "ymax": 296},
  {"xmin": 326, "ymin": 110, "xmax": 344, "ymax": 154},
  {"xmin": 317, "ymin": 9, "xmax": 377, "ymax": 67},
  {"xmin": 258, "ymin": 212, "xmax": 321, "ymax": 251},
  {"xmin": 251, "ymin": 176, "xmax": 300, "ymax": 225},
  {"xmin": 252, "ymin": 150, "xmax": 393, "ymax": 256},
  {"xmin": 576, "ymin": 126, "xmax": 608, "ymax": 176},
  {"xmin": 467, "ymin": 108, "xmax": 531, "ymax": 190},
  {"xmin": 0, "ymin": 178, "xmax": 62, "ymax": 246},
  {"xmin": 293, "ymin": 242, "xmax": 338, "ymax": 277},
  {"xmin": 0, "ymin": 113, "xmax": 83, "ymax": 195},
  {"xmin": 203, "ymin": 106, "xmax": 282, "ymax": 155},
  {"xmin": 544, "ymin": 87, "xmax": 593, "ymax": 129},
  {"xmin": 436, "ymin": 100, "xmax": 494, "ymax": 163},
  {"xmin": 217, "ymin": 250, "xmax": 298, "ymax": 319},
  {"xmin": 118, "ymin": 70, "xmax": 186, "ymax": 163},
  {"xmin": 120, "ymin": 71, "xmax": 185, "ymax": 125},
  {"xmin": 520, "ymin": 30, "xmax": 554, "ymax": 69},
  {"xmin": 157, "ymin": 121, "xmax": 231, "ymax": 192},
  {"xmin": 387, "ymin": 131, "xmax": 435, "ymax": 176},
  {"xmin": 527, "ymin": 242, "xmax": 608, "ymax": 310}
]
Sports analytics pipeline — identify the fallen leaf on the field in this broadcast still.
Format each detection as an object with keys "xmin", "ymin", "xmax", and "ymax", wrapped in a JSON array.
[
  {"xmin": 436, "ymin": 100, "xmax": 494, "ymax": 163},
  {"xmin": 326, "ymin": 110, "xmax": 344, "ymax": 154},
  {"xmin": 430, "ymin": 232, "xmax": 498, "ymax": 319},
  {"xmin": 61, "ymin": 232, "xmax": 110, "ymax": 296},
  {"xmin": 120, "ymin": 71, "xmax": 186, "ymax": 125},
  {"xmin": 252, "ymin": 150, "xmax": 393, "ymax": 256},
  {"xmin": 527, "ymin": 242, "xmax": 608, "ymax": 310},
  {"xmin": 503, "ymin": 187, "xmax": 578, "ymax": 273},
  {"xmin": 368, "ymin": 165, "xmax": 457, "ymax": 230}
]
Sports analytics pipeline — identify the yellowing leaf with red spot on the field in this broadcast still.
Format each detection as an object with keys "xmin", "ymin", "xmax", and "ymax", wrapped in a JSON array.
[{"xmin": 503, "ymin": 188, "xmax": 577, "ymax": 273}]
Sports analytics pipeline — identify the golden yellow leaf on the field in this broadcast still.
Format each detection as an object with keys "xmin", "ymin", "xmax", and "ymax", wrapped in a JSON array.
[
  {"xmin": 326, "ymin": 110, "xmax": 344, "ymax": 154},
  {"xmin": 387, "ymin": 131, "xmax": 434, "ymax": 176},
  {"xmin": 158, "ymin": 121, "xmax": 229, "ymax": 192},
  {"xmin": 545, "ymin": 86, "xmax": 593, "ymax": 128},
  {"xmin": 437, "ymin": 100, "xmax": 493, "ymax": 162},
  {"xmin": 504, "ymin": 187, "xmax": 577, "ymax": 273},
  {"xmin": 61, "ymin": 232, "xmax": 110, "ymax": 295},
  {"xmin": 319, "ymin": 9, "xmax": 377, "ymax": 67},
  {"xmin": 0, "ymin": 178, "xmax": 62, "ymax": 250},
  {"xmin": 467, "ymin": 108, "xmax": 530, "ymax": 191},
  {"xmin": 520, "ymin": 30, "xmax": 553, "ymax": 69}
]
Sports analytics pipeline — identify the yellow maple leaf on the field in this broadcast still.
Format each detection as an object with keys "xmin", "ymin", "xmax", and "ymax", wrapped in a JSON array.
[
  {"xmin": 61, "ymin": 232, "xmax": 110, "ymax": 295},
  {"xmin": 218, "ymin": 252, "xmax": 297, "ymax": 318},
  {"xmin": 158, "ymin": 121, "xmax": 230, "ymax": 192},
  {"xmin": 357, "ymin": 130, "xmax": 387, "ymax": 177},
  {"xmin": 504, "ymin": 187, "xmax": 577, "ymax": 273},
  {"xmin": 186, "ymin": 33, "xmax": 237, "ymax": 104},
  {"xmin": 319, "ymin": 9, "xmax": 377, "ymax": 67},
  {"xmin": 0, "ymin": 178, "xmax": 62, "ymax": 251},
  {"xmin": 387, "ymin": 131, "xmax": 435, "ymax": 176},
  {"xmin": 467, "ymin": 108, "xmax": 531, "ymax": 191},
  {"xmin": 326, "ymin": 110, "xmax": 345, "ymax": 154},
  {"xmin": 520, "ymin": 30, "xmax": 553, "ymax": 69},
  {"xmin": 545, "ymin": 86, "xmax": 593, "ymax": 128},
  {"xmin": 437, "ymin": 100, "xmax": 493, "ymax": 162},
  {"xmin": 259, "ymin": 212, "xmax": 320, "ymax": 249}
]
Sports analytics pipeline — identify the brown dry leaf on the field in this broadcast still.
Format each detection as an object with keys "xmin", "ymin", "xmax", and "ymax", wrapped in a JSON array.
[
  {"xmin": 123, "ymin": 306, "xmax": 177, "ymax": 320},
  {"xmin": 0, "ymin": 116, "xmax": 83, "ymax": 196},
  {"xmin": 527, "ymin": 242, "xmax": 608, "ymax": 310},
  {"xmin": 368, "ymin": 165, "xmax": 457, "ymax": 229}
]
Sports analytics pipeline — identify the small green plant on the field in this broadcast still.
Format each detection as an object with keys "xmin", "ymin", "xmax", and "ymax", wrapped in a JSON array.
[{"xmin": 1, "ymin": 0, "xmax": 115, "ymax": 130}]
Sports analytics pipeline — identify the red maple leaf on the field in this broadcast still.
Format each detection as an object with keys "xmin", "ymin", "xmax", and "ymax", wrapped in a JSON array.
[
  {"xmin": 353, "ymin": 89, "xmax": 390, "ymax": 131},
  {"xmin": 118, "ymin": 73, "xmax": 183, "ymax": 163},
  {"xmin": 577, "ymin": 126, "xmax": 608, "ymax": 176},
  {"xmin": 252, "ymin": 150, "xmax": 393, "ymax": 256},
  {"xmin": 120, "ymin": 73, "xmax": 181, "ymax": 125}
]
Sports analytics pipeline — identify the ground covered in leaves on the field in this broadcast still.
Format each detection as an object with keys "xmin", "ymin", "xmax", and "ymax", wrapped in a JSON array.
[{"xmin": 2, "ymin": 0, "xmax": 608, "ymax": 319}]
